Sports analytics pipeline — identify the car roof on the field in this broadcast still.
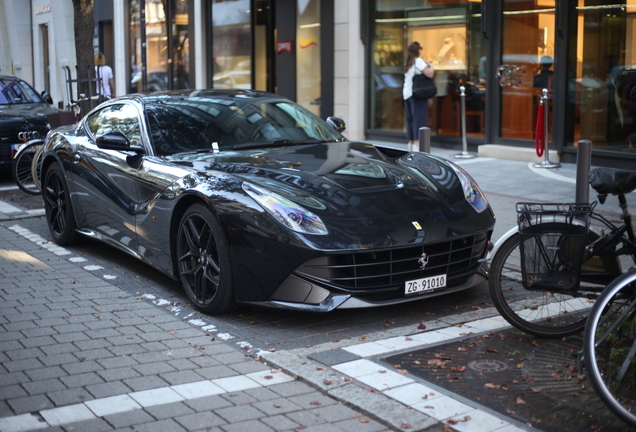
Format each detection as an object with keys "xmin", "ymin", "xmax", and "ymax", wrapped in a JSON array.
[
  {"xmin": 0, "ymin": 74, "xmax": 23, "ymax": 81},
  {"xmin": 121, "ymin": 89, "xmax": 287, "ymax": 104}
]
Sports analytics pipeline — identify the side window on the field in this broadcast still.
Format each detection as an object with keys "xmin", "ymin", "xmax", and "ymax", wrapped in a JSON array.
[{"xmin": 86, "ymin": 104, "xmax": 143, "ymax": 148}]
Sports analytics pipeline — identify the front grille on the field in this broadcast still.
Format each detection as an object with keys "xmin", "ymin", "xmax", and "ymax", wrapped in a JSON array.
[{"xmin": 297, "ymin": 232, "xmax": 490, "ymax": 291}]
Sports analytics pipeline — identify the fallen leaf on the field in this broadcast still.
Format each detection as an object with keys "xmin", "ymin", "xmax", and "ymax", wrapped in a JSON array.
[
  {"xmin": 517, "ymin": 397, "xmax": 526, "ymax": 405},
  {"xmin": 310, "ymin": 401, "xmax": 321, "ymax": 406},
  {"xmin": 359, "ymin": 417, "xmax": 370, "ymax": 423},
  {"xmin": 400, "ymin": 423, "xmax": 412, "ymax": 429},
  {"xmin": 418, "ymin": 322, "xmax": 427, "ymax": 330}
]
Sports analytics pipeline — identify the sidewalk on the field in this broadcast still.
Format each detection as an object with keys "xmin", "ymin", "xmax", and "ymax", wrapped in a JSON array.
[{"xmin": 1, "ymin": 143, "xmax": 633, "ymax": 432}]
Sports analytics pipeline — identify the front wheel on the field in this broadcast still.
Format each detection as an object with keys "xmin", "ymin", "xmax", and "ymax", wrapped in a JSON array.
[
  {"xmin": 176, "ymin": 204, "xmax": 236, "ymax": 314},
  {"xmin": 43, "ymin": 162, "xmax": 78, "ymax": 245},
  {"xmin": 584, "ymin": 270, "xmax": 636, "ymax": 427},
  {"xmin": 489, "ymin": 222, "xmax": 605, "ymax": 338}
]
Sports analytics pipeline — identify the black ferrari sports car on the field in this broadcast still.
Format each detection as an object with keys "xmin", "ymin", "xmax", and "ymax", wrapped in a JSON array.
[{"xmin": 41, "ymin": 89, "xmax": 495, "ymax": 314}]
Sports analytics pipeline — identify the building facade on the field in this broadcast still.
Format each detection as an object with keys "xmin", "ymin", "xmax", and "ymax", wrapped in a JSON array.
[{"xmin": 1, "ymin": 0, "xmax": 635, "ymax": 169}]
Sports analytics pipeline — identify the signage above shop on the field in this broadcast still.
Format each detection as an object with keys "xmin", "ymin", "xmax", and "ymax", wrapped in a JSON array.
[
  {"xmin": 34, "ymin": 4, "xmax": 51, "ymax": 15},
  {"xmin": 277, "ymin": 41, "xmax": 293, "ymax": 55}
]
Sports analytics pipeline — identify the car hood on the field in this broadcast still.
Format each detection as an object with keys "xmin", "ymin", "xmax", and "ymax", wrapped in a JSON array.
[
  {"xmin": 0, "ymin": 102, "xmax": 58, "ymax": 132},
  {"xmin": 169, "ymin": 141, "xmax": 486, "ymax": 221}
]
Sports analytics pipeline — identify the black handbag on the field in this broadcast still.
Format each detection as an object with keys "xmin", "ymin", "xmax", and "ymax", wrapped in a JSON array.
[{"xmin": 412, "ymin": 72, "xmax": 437, "ymax": 99}]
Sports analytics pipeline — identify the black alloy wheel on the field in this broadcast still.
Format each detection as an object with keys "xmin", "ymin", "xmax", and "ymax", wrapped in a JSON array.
[
  {"xmin": 176, "ymin": 203, "xmax": 236, "ymax": 314},
  {"xmin": 43, "ymin": 162, "xmax": 78, "ymax": 245}
]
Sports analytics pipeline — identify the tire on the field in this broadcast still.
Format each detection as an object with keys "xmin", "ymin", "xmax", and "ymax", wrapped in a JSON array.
[
  {"xmin": 489, "ymin": 222, "xmax": 608, "ymax": 338},
  {"xmin": 584, "ymin": 270, "xmax": 636, "ymax": 427},
  {"xmin": 176, "ymin": 203, "xmax": 236, "ymax": 314},
  {"xmin": 12, "ymin": 140, "xmax": 44, "ymax": 195},
  {"xmin": 43, "ymin": 162, "xmax": 78, "ymax": 246},
  {"xmin": 31, "ymin": 145, "xmax": 45, "ymax": 192}
]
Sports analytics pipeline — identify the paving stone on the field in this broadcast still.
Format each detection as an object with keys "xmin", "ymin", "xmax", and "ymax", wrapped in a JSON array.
[
  {"xmin": 160, "ymin": 370, "xmax": 205, "ymax": 386},
  {"xmin": 58, "ymin": 417, "xmax": 114, "ymax": 432},
  {"xmin": 269, "ymin": 381, "xmax": 316, "ymax": 398},
  {"xmin": 41, "ymin": 342, "xmax": 76, "ymax": 356},
  {"xmin": 261, "ymin": 414, "xmax": 302, "ymax": 431},
  {"xmin": 0, "ymin": 371, "xmax": 29, "ymax": 386},
  {"xmin": 24, "ymin": 365, "xmax": 67, "ymax": 380},
  {"xmin": 219, "ymin": 419, "xmax": 275, "ymax": 432},
  {"xmin": 103, "ymin": 409, "xmax": 156, "ymax": 429},
  {"xmin": 52, "ymin": 332, "xmax": 90, "ymax": 344},
  {"xmin": 0, "ymin": 384, "xmax": 29, "ymax": 399},
  {"xmin": 133, "ymin": 419, "xmax": 187, "ymax": 432},
  {"xmin": 143, "ymin": 401, "xmax": 195, "ymax": 420},
  {"xmin": 97, "ymin": 367, "xmax": 142, "ymax": 382},
  {"xmin": 8, "ymin": 394, "xmax": 55, "ymax": 414},
  {"xmin": 252, "ymin": 397, "xmax": 303, "ymax": 416},
  {"xmin": 60, "ymin": 372, "xmax": 105, "ymax": 388},
  {"xmin": 194, "ymin": 365, "xmax": 237, "ymax": 381},
  {"xmin": 123, "ymin": 376, "xmax": 170, "ymax": 392},
  {"xmin": 174, "ymin": 411, "xmax": 228, "ymax": 430},
  {"xmin": 22, "ymin": 378, "xmax": 67, "ymax": 396},
  {"xmin": 132, "ymin": 361, "xmax": 176, "ymax": 376},
  {"xmin": 184, "ymin": 395, "xmax": 233, "ymax": 412},
  {"xmin": 87, "ymin": 381, "xmax": 133, "ymax": 399},
  {"xmin": 333, "ymin": 417, "xmax": 389, "ymax": 432},
  {"xmin": 61, "ymin": 360, "xmax": 103, "ymax": 375},
  {"xmin": 48, "ymin": 387, "xmax": 93, "ymax": 406},
  {"xmin": 96, "ymin": 355, "xmax": 138, "ymax": 369},
  {"xmin": 214, "ymin": 404, "xmax": 265, "ymax": 423},
  {"xmin": 166, "ymin": 358, "xmax": 198, "ymax": 371},
  {"xmin": 41, "ymin": 353, "xmax": 79, "ymax": 367},
  {"xmin": 5, "ymin": 346, "xmax": 45, "ymax": 361},
  {"xmin": 284, "ymin": 410, "xmax": 328, "ymax": 428}
]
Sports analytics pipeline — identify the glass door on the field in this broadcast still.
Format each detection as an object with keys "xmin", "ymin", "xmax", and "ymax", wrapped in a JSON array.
[{"xmin": 499, "ymin": 0, "xmax": 555, "ymax": 141}]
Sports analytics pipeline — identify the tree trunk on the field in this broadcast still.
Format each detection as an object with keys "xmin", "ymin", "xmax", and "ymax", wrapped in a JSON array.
[{"xmin": 72, "ymin": 0, "xmax": 94, "ymax": 112}]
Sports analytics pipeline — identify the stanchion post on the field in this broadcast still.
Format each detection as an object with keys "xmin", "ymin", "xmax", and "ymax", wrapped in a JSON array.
[
  {"xmin": 533, "ymin": 88, "xmax": 560, "ymax": 169},
  {"xmin": 418, "ymin": 126, "xmax": 430, "ymax": 153},
  {"xmin": 454, "ymin": 86, "xmax": 477, "ymax": 159},
  {"xmin": 575, "ymin": 140, "xmax": 592, "ymax": 204}
]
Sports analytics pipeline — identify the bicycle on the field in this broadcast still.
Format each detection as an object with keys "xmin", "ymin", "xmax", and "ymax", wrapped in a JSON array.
[
  {"xmin": 11, "ymin": 132, "xmax": 45, "ymax": 195},
  {"xmin": 488, "ymin": 166, "xmax": 636, "ymax": 338},
  {"xmin": 29, "ymin": 98, "xmax": 92, "ymax": 192},
  {"xmin": 583, "ymin": 268, "xmax": 636, "ymax": 427}
]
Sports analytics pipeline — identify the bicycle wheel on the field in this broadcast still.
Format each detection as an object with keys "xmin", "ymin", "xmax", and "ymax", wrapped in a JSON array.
[
  {"xmin": 489, "ymin": 222, "xmax": 605, "ymax": 338},
  {"xmin": 30, "ymin": 144, "xmax": 45, "ymax": 192},
  {"xmin": 584, "ymin": 270, "xmax": 636, "ymax": 427},
  {"xmin": 11, "ymin": 140, "xmax": 44, "ymax": 195}
]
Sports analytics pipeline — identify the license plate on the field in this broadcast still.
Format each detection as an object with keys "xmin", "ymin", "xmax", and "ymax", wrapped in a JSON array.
[{"xmin": 405, "ymin": 274, "xmax": 447, "ymax": 295}]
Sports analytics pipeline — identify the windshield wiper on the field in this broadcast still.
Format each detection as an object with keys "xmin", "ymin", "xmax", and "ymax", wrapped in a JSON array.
[{"xmin": 232, "ymin": 139, "xmax": 321, "ymax": 150}]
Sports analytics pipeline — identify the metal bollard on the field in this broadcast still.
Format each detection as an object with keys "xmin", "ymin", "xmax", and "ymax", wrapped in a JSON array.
[
  {"xmin": 418, "ymin": 126, "xmax": 430, "ymax": 153},
  {"xmin": 454, "ymin": 86, "xmax": 477, "ymax": 159},
  {"xmin": 575, "ymin": 140, "xmax": 592, "ymax": 204}
]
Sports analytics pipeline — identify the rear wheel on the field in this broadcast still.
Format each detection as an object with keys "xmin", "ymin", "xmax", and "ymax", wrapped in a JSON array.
[
  {"xmin": 176, "ymin": 204, "xmax": 236, "ymax": 314},
  {"xmin": 12, "ymin": 140, "xmax": 43, "ymax": 195},
  {"xmin": 489, "ymin": 222, "xmax": 609, "ymax": 338},
  {"xmin": 584, "ymin": 270, "xmax": 636, "ymax": 427},
  {"xmin": 43, "ymin": 162, "xmax": 78, "ymax": 245}
]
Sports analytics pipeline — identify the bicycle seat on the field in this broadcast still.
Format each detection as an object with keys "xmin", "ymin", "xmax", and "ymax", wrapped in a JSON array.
[{"xmin": 588, "ymin": 167, "xmax": 636, "ymax": 196}]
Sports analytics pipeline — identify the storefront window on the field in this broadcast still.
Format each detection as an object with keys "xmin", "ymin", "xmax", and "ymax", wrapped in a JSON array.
[
  {"xmin": 501, "ymin": 0, "xmax": 555, "ymax": 141},
  {"xmin": 211, "ymin": 0, "xmax": 252, "ymax": 89},
  {"xmin": 129, "ymin": 0, "xmax": 189, "ymax": 93},
  {"xmin": 569, "ymin": 1, "xmax": 636, "ymax": 153},
  {"xmin": 296, "ymin": 0, "xmax": 321, "ymax": 115},
  {"xmin": 370, "ymin": 1, "xmax": 485, "ymax": 140}
]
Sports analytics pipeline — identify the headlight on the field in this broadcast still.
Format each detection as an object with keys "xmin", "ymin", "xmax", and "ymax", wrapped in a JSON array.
[
  {"xmin": 449, "ymin": 163, "xmax": 489, "ymax": 213},
  {"xmin": 243, "ymin": 182, "xmax": 328, "ymax": 235}
]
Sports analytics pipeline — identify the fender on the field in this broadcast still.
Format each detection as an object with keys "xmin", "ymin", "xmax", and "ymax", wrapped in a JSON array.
[{"xmin": 486, "ymin": 217, "xmax": 602, "ymax": 261}]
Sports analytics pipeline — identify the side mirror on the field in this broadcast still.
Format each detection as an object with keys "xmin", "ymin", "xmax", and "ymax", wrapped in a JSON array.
[
  {"xmin": 326, "ymin": 116, "xmax": 346, "ymax": 133},
  {"xmin": 41, "ymin": 91, "xmax": 53, "ymax": 105},
  {"xmin": 96, "ymin": 131, "xmax": 144, "ymax": 154}
]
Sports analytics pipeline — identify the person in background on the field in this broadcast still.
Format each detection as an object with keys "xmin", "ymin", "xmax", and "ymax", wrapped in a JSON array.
[
  {"xmin": 94, "ymin": 52, "xmax": 116, "ymax": 101},
  {"xmin": 403, "ymin": 41, "xmax": 434, "ymax": 150},
  {"xmin": 533, "ymin": 56, "xmax": 554, "ymax": 89}
]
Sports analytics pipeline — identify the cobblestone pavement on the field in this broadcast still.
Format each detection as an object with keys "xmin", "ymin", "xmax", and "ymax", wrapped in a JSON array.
[{"xmin": 0, "ymin": 146, "xmax": 633, "ymax": 431}]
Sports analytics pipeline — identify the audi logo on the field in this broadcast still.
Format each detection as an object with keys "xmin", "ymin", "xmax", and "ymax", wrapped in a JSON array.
[{"xmin": 18, "ymin": 131, "xmax": 41, "ymax": 141}]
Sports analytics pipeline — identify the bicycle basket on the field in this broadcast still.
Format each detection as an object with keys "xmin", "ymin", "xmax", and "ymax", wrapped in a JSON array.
[{"xmin": 516, "ymin": 203, "xmax": 593, "ymax": 291}]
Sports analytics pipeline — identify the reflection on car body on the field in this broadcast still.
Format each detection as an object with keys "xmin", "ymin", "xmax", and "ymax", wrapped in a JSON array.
[{"xmin": 41, "ymin": 89, "xmax": 495, "ymax": 314}]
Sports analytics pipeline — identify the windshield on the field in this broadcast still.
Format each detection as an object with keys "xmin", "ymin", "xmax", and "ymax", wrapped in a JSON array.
[
  {"xmin": 0, "ymin": 78, "xmax": 44, "ymax": 105},
  {"xmin": 146, "ymin": 95, "xmax": 345, "ymax": 156}
]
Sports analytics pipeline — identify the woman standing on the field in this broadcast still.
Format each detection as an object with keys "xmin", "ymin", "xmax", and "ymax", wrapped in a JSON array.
[
  {"xmin": 94, "ymin": 52, "xmax": 116, "ymax": 101},
  {"xmin": 403, "ymin": 41, "xmax": 434, "ymax": 149}
]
